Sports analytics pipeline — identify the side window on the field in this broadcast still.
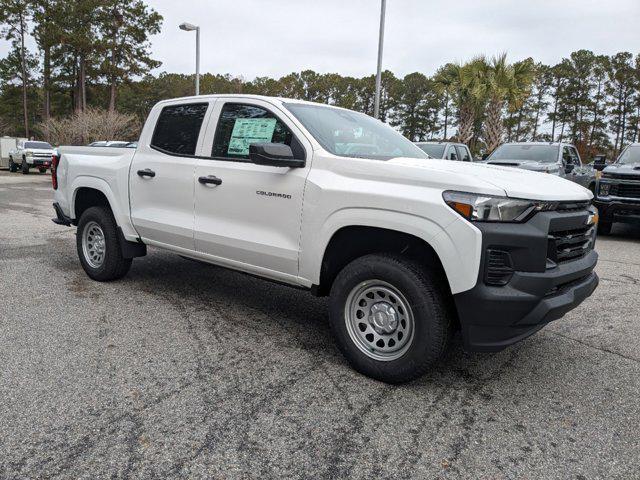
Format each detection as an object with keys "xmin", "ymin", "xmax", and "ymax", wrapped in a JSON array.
[
  {"xmin": 151, "ymin": 103, "xmax": 209, "ymax": 156},
  {"xmin": 212, "ymin": 103, "xmax": 294, "ymax": 161},
  {"xmin": 456, "ymin": 145, "xmax": 471, "ymax": 162}
]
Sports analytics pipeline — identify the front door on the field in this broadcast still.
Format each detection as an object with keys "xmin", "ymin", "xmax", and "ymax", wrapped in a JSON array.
[
  {"xmin": 130, "ymin": 101, "xmax": 211, "ymax": 250},
  {"xmin": 193, "ymin": 99, "xmax": 311, "ymax": 278}
]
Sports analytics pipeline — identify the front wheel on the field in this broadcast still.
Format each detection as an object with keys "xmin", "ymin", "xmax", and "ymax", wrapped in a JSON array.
[
  {"xmin": 39, "ymin": 167, "xmax": 47, "ymax": 173},
  {"xmin": 329, "ymin": 254, "xmax": 452, "ymax": 383},
  {"xmin": 76, "ymin": 206, "xmax": 132, "ymax": 281},
  {"xmin": 8, "ymin": 157, "xmax": 17, "ymax": 172},
  {"xmin": 21, "ymin": 158, "xmax": 29, "ymax": 174}
]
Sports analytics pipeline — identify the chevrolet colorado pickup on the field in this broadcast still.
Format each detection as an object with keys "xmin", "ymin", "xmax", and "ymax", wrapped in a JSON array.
[
  {"xmin": 594, "ymin": 143, "xmax": 640, "ymax": 234},
  {"xmin": 52, "ymin": 95, "xmax": 599, "ymax": 383}
]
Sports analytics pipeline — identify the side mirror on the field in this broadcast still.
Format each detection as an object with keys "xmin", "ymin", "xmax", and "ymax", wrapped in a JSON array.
[
  {"xmin": 249, "ymin": 143, "xmax": 305, "ymax": 168},
  {"xmin": 450, "ymin": 153, "xmax": 458, "ymax": 161},
  {"xmin": 481, "ymin": 153, "xmax": 489, "ymax": 161},
  {"xmin": 565, "ymin": 163, "xmax": 575, "ymax": 174},
  {"xmin": 593, "ymin": 155, "xmax": 607, "ymax": 171}
]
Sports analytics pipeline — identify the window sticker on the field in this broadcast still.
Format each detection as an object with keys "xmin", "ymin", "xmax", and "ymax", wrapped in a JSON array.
[{"xmin": 227, "ymin": 118, "xmax": 277, "ymax": 156}]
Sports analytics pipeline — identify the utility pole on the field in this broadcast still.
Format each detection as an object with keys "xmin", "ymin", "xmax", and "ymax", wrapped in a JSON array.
[{"xmin": 373, "ymin": 0, "xmax": 386, "ymax": 119}]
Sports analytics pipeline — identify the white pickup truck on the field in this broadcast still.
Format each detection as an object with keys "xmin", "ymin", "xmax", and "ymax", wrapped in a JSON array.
[{"xmin": 52, "ymin": 95, "xmax": 599, "ymax": 382}]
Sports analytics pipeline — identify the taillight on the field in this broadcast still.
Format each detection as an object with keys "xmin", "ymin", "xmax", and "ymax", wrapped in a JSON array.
[{"xmin": 51, "ymin": 153, "xmax": 60, "ymax": 190}]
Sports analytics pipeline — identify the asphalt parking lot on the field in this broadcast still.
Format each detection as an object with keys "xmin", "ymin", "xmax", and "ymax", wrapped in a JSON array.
[{"xmin": 1, "ymin": 170, "xmax": 639, "ymax": 479}]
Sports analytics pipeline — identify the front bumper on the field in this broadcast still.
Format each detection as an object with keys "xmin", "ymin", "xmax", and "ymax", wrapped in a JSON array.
[
  {"xmin": 453, "ymin": 208, "xmax": 598, "ymax": 352},
  {"xmin": 594, "ymin": 198, "xmax": 640, "ymax": 226}
]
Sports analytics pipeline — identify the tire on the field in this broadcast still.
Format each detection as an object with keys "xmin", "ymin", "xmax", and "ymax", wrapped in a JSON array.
[
  {"xmin": 76, "ymin": 206, "xmax": 132, "ymax": 281},
  {"xmin": 8, "ymin": 157, "xmax": 17, "ymax": 172},
  {"xmin": 39, "ymin": 167, "xmax": 46, "ymax": 173},
  {"xmin": 21, "ymin": 158, "xmax": 29, "ymax": 174},
  {"xmin": 329, "ymin": 254, "xmax": 452, "ymax": 383},
  {"xmin": 597, "ymin": 221, "xmax": 612, "ymax": 236}
]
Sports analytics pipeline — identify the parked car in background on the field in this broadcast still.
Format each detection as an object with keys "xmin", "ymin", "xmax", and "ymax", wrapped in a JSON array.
[
  {"xmin": 594, "ymin": 143, "xmax": 640, "ymax": 235},
  {"xmin": 485, "ymin": 142, "xmax": 596, "ymax": 192},
  {"xmin": 9, "ymin": 140, "xmax": 55, "ymax": 174},
  {"xmin": 51, "ymin": 94, "xmax": 598, "ymax": 383},
  {"xmin": 415, "ymin": 141, "xmax": 473, "ymax": 161}
]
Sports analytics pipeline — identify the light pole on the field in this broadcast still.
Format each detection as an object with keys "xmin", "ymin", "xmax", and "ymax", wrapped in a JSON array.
[
  {"xmin": 373, "ymin": 0, "xmax": 386, "ymax": 119},
  {"xmin": 179, "ymin": 22, "xmax": 200, "ymax": 95}
]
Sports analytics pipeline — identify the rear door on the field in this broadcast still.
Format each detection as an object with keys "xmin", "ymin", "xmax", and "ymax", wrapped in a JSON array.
[
  {"xmin": 129, "ymin": 101, "xmax": 211, "ymax": 250},
  {"xmin": 193, "ymin": 98, "xmax": 311, "ymax": 278}
]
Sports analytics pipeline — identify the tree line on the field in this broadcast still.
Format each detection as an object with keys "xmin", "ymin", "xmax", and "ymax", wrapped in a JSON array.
[{"xmin": 1, "ymin": 0, "xmax": 639, "ymax": 158}]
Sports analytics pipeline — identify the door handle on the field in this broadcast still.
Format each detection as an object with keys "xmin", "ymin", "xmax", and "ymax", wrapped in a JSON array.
[
  {"xmin": 198, "ymin": 175, "xmax": 222, "ymax": 186},
  {"xmin": 137, "ymin": 168, "xmax": 155, "ymax": 178}
]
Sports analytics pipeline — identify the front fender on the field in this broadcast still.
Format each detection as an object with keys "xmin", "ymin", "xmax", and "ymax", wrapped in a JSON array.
[{"xmin": 300, "ymin": 207, "xmax": 482, "ymax": 295}]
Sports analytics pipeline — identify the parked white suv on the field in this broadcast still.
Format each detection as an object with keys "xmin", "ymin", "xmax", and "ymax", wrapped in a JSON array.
[
  {"xmin": 9, "ymin": 140, "xmax": 55, "ymax": 173},
  {"xmin": 51, "ymin": 95, "xmax": 598, "ymax": 382}
]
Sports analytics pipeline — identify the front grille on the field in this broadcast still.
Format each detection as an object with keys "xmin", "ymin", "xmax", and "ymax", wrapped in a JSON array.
[
  {"xmin": 609, "ymin": 183, "xmax": 640, "ymax": 199},
  {"xmin": 547, "ymin": 225, "xmax": 594, "ymax": 264},
  {"xmin": 556, "ymin": 201, "xmax": 591, "ymax": 212}
]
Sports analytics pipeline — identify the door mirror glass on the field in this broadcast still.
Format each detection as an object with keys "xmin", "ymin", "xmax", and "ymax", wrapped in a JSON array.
[{"xmin": 249, "ymin": 143, "xmax": 305, "ymax": 168}]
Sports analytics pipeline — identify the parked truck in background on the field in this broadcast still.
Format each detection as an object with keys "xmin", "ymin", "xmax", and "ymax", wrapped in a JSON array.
[
  {"xmin": 485, "ymin": 142, "xmax": 597, "ymax": 193},
  {"xmin": 9, "ymin": 140, "xmax": 55, "ymax": 174},
  {"xmin": 594, "ymin": 143, "xmax": 640, "ymax": 235},
  {"xmin": 0, "ymin": 136, "xmax": 26, "ymax": 170},
  {"xmin": 51, "ymin": 95, "xmax": 599, "ymax": 383}
]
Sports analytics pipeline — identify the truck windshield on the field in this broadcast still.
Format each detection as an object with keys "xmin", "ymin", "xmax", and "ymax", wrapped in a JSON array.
[
  {"xmin": 617, "ymin": 146, "xmax": 640, "ymax": 165},
  {"xmin": 284, "ymin": 103, "xmax": 429, "ymax": 160},
  {"xmin": 488, "ymin": 144, "xmax": 558, "ymax": 163},
  {"xmin": 25, "ymin": 141, "xmax": 52, "ymax": 149},
  {"xmin": 416, "ymin": 144, "xmax": 445, "ymax": 158}
]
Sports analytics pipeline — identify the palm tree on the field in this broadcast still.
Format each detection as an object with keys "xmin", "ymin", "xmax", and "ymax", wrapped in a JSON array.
[
  {"xmin": 475, "ymin": 54, "xmax": 535, "ymax": 152},
  {"xmin": 434, "ymin": 58, "xmax": 485, "ymax": 144}
]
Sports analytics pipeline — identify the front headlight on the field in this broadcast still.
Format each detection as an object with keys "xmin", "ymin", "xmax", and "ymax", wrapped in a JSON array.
[
  {"xmin": 25, "ymin": 151, "xmax": 33, "ymax": 157},
  {"xmin": 443, "ymin": 191, "xmax": 556, "ymax": 223}
]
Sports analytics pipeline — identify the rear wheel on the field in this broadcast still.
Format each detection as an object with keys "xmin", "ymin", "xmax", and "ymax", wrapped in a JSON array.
[
  {"xmin": 329, "ymin": 254, "xmax": 452, "ymax": 383},
  {"xmin": 8, "ymin": 157, "xmax": 17, "ymax": 172},
  {"xmin": 76, "ymin": 206, "xmax": 132, "ymax": 281},
  {"xmin": 597, "ymin": 221, "xmax": 612, "ymax": 236},
  {"xmin": 21, "ymin": 158, "xmax": 29, "ymax": 174}
]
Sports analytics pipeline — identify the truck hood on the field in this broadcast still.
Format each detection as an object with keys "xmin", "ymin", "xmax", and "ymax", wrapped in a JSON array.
[
  {"xmin": 486, "ymin": 158, "xmax": 561, "ymax": 174},
  {"xmin": 602, "ymin": 163, "xmax": 640, "ymax": 177},
  {"xmin": 388, "ymin": 157, "xmax": 592, "ymax": 201}
]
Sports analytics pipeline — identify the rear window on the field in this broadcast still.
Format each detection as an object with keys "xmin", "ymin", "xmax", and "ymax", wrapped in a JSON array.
[{"xmin": 151, "ymin": 103, "xmax": 208, "ymax": 155}]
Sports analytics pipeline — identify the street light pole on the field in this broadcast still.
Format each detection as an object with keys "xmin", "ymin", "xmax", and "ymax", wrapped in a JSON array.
[
  {"xmin": 373, "ymin": 0, "xmax": 386, "ymax": 119},
  {"xmin": 179, "ymin": 22, "xmax": 200, "ymax": 95}
]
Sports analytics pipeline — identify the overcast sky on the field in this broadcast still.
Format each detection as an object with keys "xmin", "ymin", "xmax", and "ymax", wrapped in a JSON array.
[
  {"xmin": 0, "ymin": 0, "xmax": 638, "ymax": 79},
  {"xmin": 146, "ymin": 0, "xmax": 639, "ymax": 80}
]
